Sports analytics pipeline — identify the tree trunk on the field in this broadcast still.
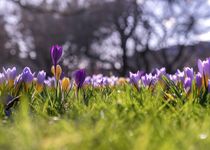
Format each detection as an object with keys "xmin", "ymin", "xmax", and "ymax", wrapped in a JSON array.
[{"xmin": 121, "ymin": 39, "xmax": 127, "ymax": 76}]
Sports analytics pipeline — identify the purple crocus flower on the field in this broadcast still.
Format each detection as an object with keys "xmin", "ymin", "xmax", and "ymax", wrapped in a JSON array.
[
  {"xmin": 37, "ymin": 70, "xmax": 46, "ymax": 85},
  {"xmin": 50, "ymin": 45, "xmax": 63, "ymax": 67},
  {"xmin": 90, "ymin": 74, "xmax": 102, "ymax": 87},
  {"xmin": 129, "ymin": 71, "xmax": 144, "ymax": 85},
  {"xmin": 141, "ymin": 73, "xmax": 153, "ymax": 86},
  {"xmin": 184, "ymin": 77, "xmax": 192, "ymax": 93},
  {"xmin": 109, "ymin": 76, "xmax": 118, "ymax": 86},
  {"xmin": 208, "ymin": 80, "xmax": 210, "ymax": 93},
  {"xmin": 84, "ymin": 76, "xmax": 92, "ymax": 85},
  {"xmin": 21, "ymin": 67, "xmax": 34, "ymax": 83},
  {"xmin": 73, "ymin": 69, "xmax": 86, "ymax": 89},
  {"xmin": 14, "ymin": 74, "xmax": 22, "ymax": 87},
  {"xmin": 195, "ymin": 72, "xmax": 202, "ymax": 89},
  {"xmin": 169, "ymin": 74, "xmax": 178, "ymax": 84},
  {"xmin": 198, "ymin": 59, "xmax": 203, "ymax": 74},
  {"xmin": 129, "ymin": 72, "xmax": 139, "ymax": 85},
  {"xmin": 208, "ymin": 79, "xmax": 210, "ymax": 93},
  {"xmin": 184, "ymin": 67, "xmax": 194, "ymax": 79},
  {"xmin": 176, "ymin": 70, "xmax": 185, "ymax": 83},
  {"xmin": 198, "ymin": 58, "xmax": 210, "ymax": 76},
  {"xmin": 102, "ymin": 77, "xmax": 109, "ymax": 86},
  {"xmin": 156, "ymin": 68, "xmax": 166, "ymax": 79},
  {"xmin": 3, "ymin": 67, "xmax": 17, "ymax": 81},
  {"xmin": 44, "ymin": 77, "xmax": 56, "ymax": 88},
  {"xmin": 0, "ymin": 73, "xmax": 6, "ymax": 84}
]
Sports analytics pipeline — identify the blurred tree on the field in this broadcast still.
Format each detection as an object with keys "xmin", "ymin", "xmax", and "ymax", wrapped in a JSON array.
[
  {"xmin": 111, "ymin": 0, "xmax": 140, "ymax": 75},
  {"xmin": 4, "ymin": 0, "xmax": 210, "ymax": 75},
  {"xmin": 0, "ymin": 15, "xmax": 20, "ymax": 68},
  {"xmin": 146, "ymin": 0, "xmax": 210, "ymax": 72},
  {"xmin": 0, "ymin": 16, "xmax": 9, "ymax": 63}
]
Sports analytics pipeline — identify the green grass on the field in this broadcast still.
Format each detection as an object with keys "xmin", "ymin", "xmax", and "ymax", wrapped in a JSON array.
[{"xmin": 1, "ymin": 84, "xmax": 210, "ymax": 150}]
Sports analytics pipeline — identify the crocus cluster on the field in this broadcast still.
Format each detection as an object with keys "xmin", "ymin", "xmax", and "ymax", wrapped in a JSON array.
[
  {"xmin": 1, "ymin": 45, "xmax": 85, "ymax": 116},
  {"xmin": 129, "ymin": 68, "xmax": 166, "ymax": 89},
  {"xmin": 84, "ymin": 74, "xmax": 123, "ymax": 87},
  {"xmin": 128, "ymin": 57, "xmax": 210, "ymax": 94},
  {"xmin": 2, "ymin": 44, "xmax": 210, "ymax": 106},
  {"xmin": 168, "ymin": 64, "xmax": 206, "ymax": 93},
  {"xmin": 128, "ymin": 67, "xmax": 193, "ymax": 92},
  {"xmin": 49, "ymin": 45, "xmax": 86, "ymax": 93},
  {"xmin": 0, "ymin": 45, "xmax": 87, "ymax": 95},
  {"xmin": 1, "ymin": 67, "xmax": 46, "ymax": 92}
]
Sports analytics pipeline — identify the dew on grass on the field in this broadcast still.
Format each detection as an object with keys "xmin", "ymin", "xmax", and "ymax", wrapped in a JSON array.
[
  {"xmin": 2, "ymin": 119, "xmax": 7, "ymax": 124},
  {"xmin": 199, "ymin": 133, "xmax": 208, "ymax": 140},
  {"xmin": 52, "ymin": 116, "xmax": 60, "ymax": 121},
  {"xmin": 49, "ymin": 116, "xmax": 60, "ymax": 125},
  {"xmin": 100, "ymin": 110, "xmax": 105, "ymax": 119}
]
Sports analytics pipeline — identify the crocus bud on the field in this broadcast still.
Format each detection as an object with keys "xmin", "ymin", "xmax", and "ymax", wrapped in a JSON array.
[
  {"xmin": 195, "ymin": 73, "xmax": 202, "ymax": 89},
  {"xmin": 84, "ymin": 76, "xmax": 92, "ymax": 86},
  {"xmin": 198, "ymin": 59, "xmax": 203, "ymax": 74},
  {"xmin": 169, "ymin": 75, "xmax": 178, "ymax": 84},
  {"xmin": 20, "ymin": 67, "xmax": 34, "ymax": 91},
  {"xmin": 3, "ymin": 67, "xmax": 17, "ymax": 88},
  {"xmin": 184, "ymin": 77, "xmax": 192, "ymax": 93},
  {"xmin": 21, "ymin": 67, "xmax": 34, "ymax": 84},
  {"xmin": 36, "ymin": 70, "xmax": 46, "ymax": 92},
  {"xmin": 176, "ymin": 70, "xmax": 185, "ymax": 83},
  {"xmin": 141, "ymin": 73, "xmax": 153, "ymax": 87},
  {"xmin": 37, "ymin": 71, "xmax": 46, "ymax": 85},
  {"xmin": 198, "ymin": 58, "xmax": 210, "ymax": 76},
  {"xmin": 73, "ymin": 69, "xmax": 86, "ymax": 90},
  {"xmin": 0, "ymin": 73, "xmax": 5, "ymax": 85},
  {"xmin": 129, "ymin": 71, "xmax": 142, "ymax": 86},
  {"xmin": 208, "ymin": 80, "xmax": 210, "ymax": 93},
  {"xmin": 50, "ymin": 45, "xmax": 63, "ymax": 67},
  {"xmin": 61, "ymin": 77, "xmax": 70, "ymax": 92},
  {"xmin": 184, "ymin": 67, "xmax": 194, "ymax": 79},
  {"xmin": 204, "ymin": 62, "xmax": 210, "ymax": 77},
  {"xmin": 156, "ymin": 68, "xmax": 166, "ymax": 80},
  {"xmin": 45, "ymin": 77, "xmax": 56, "ymax": 89},
  {"xmin": 51, "ymin": 65, "xmax": 62, "ymax": 80}
]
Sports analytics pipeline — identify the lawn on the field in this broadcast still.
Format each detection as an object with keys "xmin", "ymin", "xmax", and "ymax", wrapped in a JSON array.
[{"xmin": 1, "ymin": 84, "xmax": 210, "ymax": 150}]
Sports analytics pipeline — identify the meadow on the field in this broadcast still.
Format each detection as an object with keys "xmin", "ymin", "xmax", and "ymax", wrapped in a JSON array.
[{"xmin": 0, "ymin": 45, "xmax": 210, "ymax": 150}]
